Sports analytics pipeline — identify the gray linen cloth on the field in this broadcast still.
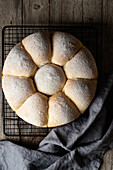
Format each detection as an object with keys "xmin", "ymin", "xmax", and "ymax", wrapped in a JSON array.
[{"xmin": 0, "ymin": 73, "xmax": 113, "ymax": 170}]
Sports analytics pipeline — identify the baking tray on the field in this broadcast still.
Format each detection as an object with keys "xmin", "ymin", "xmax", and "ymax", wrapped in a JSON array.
[{"xmin": 2, "ymin": 25, "xmax": 98, "ymax": 136}]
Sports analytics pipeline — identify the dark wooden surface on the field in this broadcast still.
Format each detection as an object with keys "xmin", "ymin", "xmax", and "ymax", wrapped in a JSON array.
[{"xmin": 0, "ymin": 0, "xmax": 113, "ymax": 169}]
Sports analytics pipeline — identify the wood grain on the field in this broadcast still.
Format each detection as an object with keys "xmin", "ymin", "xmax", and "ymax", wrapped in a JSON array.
[
  {"xmin": 102, "ymin": 0, "xmax": 113, "ymax": 73},
  {"xmin": 23, "ymin": 0, "xmax": 50, "ymax": 24},
  {"xmin": 82, "ymin": 0, "xmax": 102, "ymax": 74},
  {"xmin": 50, "ymin": 0, "xmax": 83, "ymax": 24},
  {"xmin": 100, "ymin": 0, "xmax": 113, "ymax": 169},
  {"xmin": 83, "ymin": 0, "xmax": 102, "ymax": 23}
]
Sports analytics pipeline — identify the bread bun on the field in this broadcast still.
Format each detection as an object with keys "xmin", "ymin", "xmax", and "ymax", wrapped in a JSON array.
[
  {"xmin": 16, "ymin": 92, "xmax": 48, "ymax": 127},
  {"xmin": 52, "ymin": 32, "xmax": 82, "ymax": 66},
  {"xmin": 2, "ymin": 76, "xmax": 36, "ymax": 111},
  {"xmin": 2, "ymin": 43, "xmax": 37, "ymax": 77},
  {"xmin": 34, "ymin": 64, "xmax": 66, "ymax": 95},
  {"xmin": 64, "ymin": 46, "xmax": 98, "ymax": 79},
  {"xmin": 48, "ymin": 92, "xmax": 80, "ymax": 127},
  {"xmin": 22, "ymin": 31, "xmax": 51, "ymax": 66},
  {"xmin": 2, "ymin": 31, "xmax": 98, "ymax": 127},
  {"xmin": 63, "ymin": 79, "xmax": 97, "ymax": 113}
]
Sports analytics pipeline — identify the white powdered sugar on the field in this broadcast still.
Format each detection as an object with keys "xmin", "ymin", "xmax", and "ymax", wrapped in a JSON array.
[
  {"xmin": 34, "ymin": 64, "xmax": 66, "ymax": 95},
  {"xmin": 52, "ymin": 32, "xmax": 82, "ymax": 65},
  {"xmin": 3, "ymin": 43, "xmax": 37, "ymax": 77}
]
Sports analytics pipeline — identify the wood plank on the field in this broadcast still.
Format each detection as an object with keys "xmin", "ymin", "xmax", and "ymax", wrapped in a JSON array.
[
  {"xmin": 83, "ymin": 0, "xmax": 102, "ymax": 23},
  {"xmin": 100, "ymin": 0, "xmax": 113, "ymax": 168},
  {"xmin": 102, "ymin": 0, "xmax": 113, "ymax": 73},
  {"xmin": 0, "ymin": 0, "xmax": 23, "ymax": 142},
  {"xmin": 23, "ymin": 0, "xmax": 50, "ymax": 24},
  {"xmin": 82, "ymin": 1, "xmax": 113, "ymax": 169},
  {"xmin": 83, "ymin": 0, "xmax": 102, "ymax": 74},
  {"xmin": 50, "ymin": 0, "xmax": 83, "ymax": 24},
  {"xmin": 0, "ymin": 0, "xmax": 22, "ymax": 26},
  {"xmin": 49, "ymin": 0, "xmax": 62, "ymax": 24}
]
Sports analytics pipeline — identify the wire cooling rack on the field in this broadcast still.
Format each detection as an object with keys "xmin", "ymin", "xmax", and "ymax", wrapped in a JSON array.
[{"xmin": 2, "ymin": 25, "xmax": 98, "ymax": 136}]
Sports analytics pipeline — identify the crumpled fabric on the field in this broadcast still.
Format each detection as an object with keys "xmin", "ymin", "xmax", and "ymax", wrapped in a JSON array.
[{"xmin": 0, "ymin": 73, "xmax": 113, "ymax": 170}]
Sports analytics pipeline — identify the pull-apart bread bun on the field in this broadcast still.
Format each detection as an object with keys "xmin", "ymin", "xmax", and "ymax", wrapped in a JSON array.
[
  {"xmin": 2, "ymin": 43, "xmax": 37, "ymax": 77},
  {"xmin": 22, "ymin": 31, "xmax": 51, "ymax": 66},
  {"xmin": 16, "ymin": 92, "xmax": 48, "ymax": 127},
  {"xmin": 34, "ymin": 64, "xmax": 66, "ymax": 95},
  {"xmin": 52, "ymin": 32, "xmax": 82, "ymax": 66},
  {"xmin": 2, "ymin": 76, "xmax": 36, "ymax": 111},
  {"xmin": 2, "ymin": 31, "xmax": 98, "ymax": 127},
  {"xmin": 64, "ymin": 46, "xmax": 98, "ymax": 79},
  {"xmin": 48, "ymin": 92, "xmax": 80, "ymax": 127},
  {"xmin": 63, "ymin": 79, "xmax": 97, "ymax": 113}
]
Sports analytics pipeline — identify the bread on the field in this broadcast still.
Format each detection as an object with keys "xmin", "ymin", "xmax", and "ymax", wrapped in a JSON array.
[
  {"xmin": 48, "ymin": 92, "xmax": 80, "ymax": 127},
  {"xmin": 64, "ymin": 46, "xmax": 98, "ymax": 79},
  {"xmin": 2, "ymin": 76, "xmax": 36, "ymax": 111},
  {"xmin": 34, "ymin": 64, "xmax": 66, "ymax": 95},
  {"xmin": 2, "ymin": 31, "xmax": 98, "ymax": 127},
  {"xmin": 22, "ymin": 31, "xmax": 51, "ymax": 66},
  {"xmin": 52, "ymin": 32, "xmax": 82, "ymax": 66},
  {"xmin": 2, "ymin": 43, "xmax": 37, "ymax": 77},
  {"xmin": 16, "ymin": 92, "xmax": 48, "ymax": 127},
  {"xmin": 63, "ymin": 79, "xmax": 97, "ymax": 113}
]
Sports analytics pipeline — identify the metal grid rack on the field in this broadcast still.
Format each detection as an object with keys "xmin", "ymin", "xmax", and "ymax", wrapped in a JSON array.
[{"xmin": 2, "ymin": 25, "xmax": 98, "ymax": 136}]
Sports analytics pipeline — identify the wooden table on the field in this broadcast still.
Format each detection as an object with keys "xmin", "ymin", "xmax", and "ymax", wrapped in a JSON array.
[{"xmin": 0, "ymin": 0, "xmax": 113, "ymax": 169}]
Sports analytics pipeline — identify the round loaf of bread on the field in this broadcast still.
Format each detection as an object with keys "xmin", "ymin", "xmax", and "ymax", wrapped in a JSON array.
[{"xmin": 2, "ymin": 31, "xmax": 98, "ymax": 127}]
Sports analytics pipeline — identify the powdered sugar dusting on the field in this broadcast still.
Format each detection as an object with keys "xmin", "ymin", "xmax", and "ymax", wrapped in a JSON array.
[
  {"xmin": 2, "ymin": 31, "xmax": 98, "ymax": 127},
  {"xmin": 63, "ymin": 79, "xmax": 97, "ymax": 113},
  {"xmin": 52, "ymin": 32, "xmax": 82, "ymax": 66},
  {"xmin": 22, "ymin": 31, "xmax": 51, "ymax": 66},
  {"xmin": 3, "ymin": 43, "xmax": 37, "ymax": 77},
  {"xmin": 64, "ymin": 46, "xmax": 98, "ymax": 79},
  {"xmin": 16, "ymin": 92, "xmax": 48, "ymax": 127},
  {"xmin": 48, "ymin": 92, "xmax": 80, "ymax": 127},
  {"xmin": 34, "ymin": 64, "xmax": 66, "ymax": 95},
  {"xmin": 2, "ymin": 76, "xmax": 36, "ymax": 111}
]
